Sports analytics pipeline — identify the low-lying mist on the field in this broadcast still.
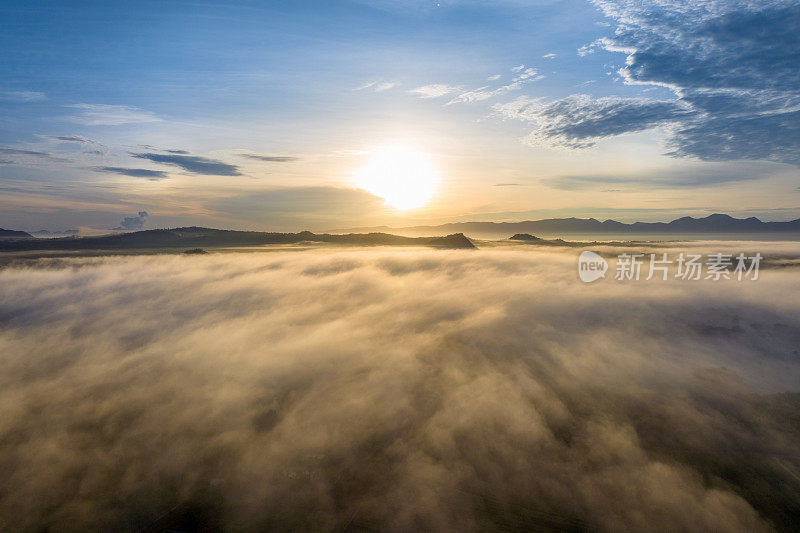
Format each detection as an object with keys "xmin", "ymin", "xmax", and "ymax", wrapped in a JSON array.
[{"xmin": 1, "ymin": 247, "xmax": 799, "ymax": 531}]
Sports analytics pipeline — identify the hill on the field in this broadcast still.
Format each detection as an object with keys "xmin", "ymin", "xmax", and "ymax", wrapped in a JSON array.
[
  {"xmin": 333, "ymin": 214, "xmax": 800, "ymax": 236},
  {"xmin": 0, "ymin": 228, "xmax": 33, "ymax": 240},
  {"xmin": 0, "ymin": 227, "xmax": 476, "ymax": 251}
]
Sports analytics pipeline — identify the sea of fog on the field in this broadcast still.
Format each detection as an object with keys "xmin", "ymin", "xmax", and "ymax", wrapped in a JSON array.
[{"xmin": 1, "ymin": 244, "xmax": 799, "ymax": 531}]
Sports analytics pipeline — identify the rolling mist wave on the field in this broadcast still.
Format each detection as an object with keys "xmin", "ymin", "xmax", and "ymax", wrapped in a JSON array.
[{"xmin": 1, "ymin": 248, "xmax": 799, "ymax": 531}]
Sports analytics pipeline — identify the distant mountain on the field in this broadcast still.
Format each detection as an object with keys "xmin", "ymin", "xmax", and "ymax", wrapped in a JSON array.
[
  {"xmin": 0, "ymin": 228, "xmax": 33, "ymax": 239},
  {"xmin": 509, "ymin": 234, "xmax": 542, "ymax": 241},
  {"xmin": 31, "ymin": 229, "xmax": 79, "ymax": 237},
  {"xmin": 0, "ymin": 227, "xmax": 475, "ymax": 251},
  {"xmin": 334, "ymin": 214, "xmax": 800, "ymax": 236}
]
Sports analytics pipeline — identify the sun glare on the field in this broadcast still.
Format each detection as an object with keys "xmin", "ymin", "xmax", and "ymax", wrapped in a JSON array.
[{"xmin": 355, "ymin": 146, "xmax": 439, "ymax": 210}]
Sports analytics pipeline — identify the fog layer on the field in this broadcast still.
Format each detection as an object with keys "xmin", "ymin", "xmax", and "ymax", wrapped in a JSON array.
[{"xmin": 1, "ymin": 248, "xmax": 799, "ymax": 531}]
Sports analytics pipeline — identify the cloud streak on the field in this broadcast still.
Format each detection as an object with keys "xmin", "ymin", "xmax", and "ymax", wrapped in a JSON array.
[
  {"xmin": 96, "ymin": 167, "xmax": 169, "ymax": 179},
  {"xmin": 66, "ymin": 104, "xmax": 162, "ymax": 126},
  {"xmin": 0, "ymin": 90, "xmax": 46, "ymax": 102},
  {"xmin": 132, "ymin": 153, "xmax": 242, "ymax": 176},
  {"xmin": 240, "ymin": 153, "xmax": 300, "ymax": 162}
]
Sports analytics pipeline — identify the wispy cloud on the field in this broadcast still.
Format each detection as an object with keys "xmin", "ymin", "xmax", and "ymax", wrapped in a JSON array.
[
  {"xmin": 0, "ymin": 147, "xmax": 69, "ymax": 163},
  {"xmin": 354, "ymin": 81, "xmax": 397, "ymax": 92},
  {"xmin": 0, "ymin": 90, "xmax": 46, "ymax": 102},
  {"xmin": 373, "ymin": 82, "xmax": 397, "ymax": 92},
  {"xmin": 408, "ymin": 84, "xmax": 460, "ymax": 99},
  {"xmin": 542, "ymin": 53, "xmax": 556, "ymax": 59},
  {"xmin": 49, "ymin": 135, "xmax": 96, "ymax": 144},
  {"xmin": 447, "ymin": 67, "xmax": 543, "ymax": 105},
  {"xmin": 96, "ymin": 167, "xmax": 169, "ymax": 179},
  {"xmin": 66, "ymin": 104, "xmax": 162, "ymax": 126},
  {"xmin": 240, "ymin": 153, "xmax": 299, "ymax": 162}
]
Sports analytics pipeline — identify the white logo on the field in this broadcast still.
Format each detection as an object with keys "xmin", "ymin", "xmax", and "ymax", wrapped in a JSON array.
[{"xmin": 578, "ymin": 251, "xmax": 608, "ymax": 283}]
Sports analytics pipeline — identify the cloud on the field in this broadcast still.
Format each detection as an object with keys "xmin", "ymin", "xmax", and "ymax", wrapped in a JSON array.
[
  {"xmin": 542, "ymin": 53, "xmax": 556, "ymax": 59},
  {"xmin": 50, "ymin": 135, "xmax": 96, "ymax": 144},
  {"xmin": 0, "ymin": 90, "xmax": 46, "ymax": 102},
  {"xmin": 531, "ymin": 0, "xmax": 800, "ymax": 165},
  {"xmin": 113, "ymin": 210, "xmax": 149, "ymax": 231},
  {"xmin": 240, "ymin": 153, "xmax": 300, "ymax": 162},
  {"xmin": 487, "ymin": 74, "xmax": 502, "ymax": 81},
  {"xmin": 166, "ymin": 149, "xmax": 190, "ymax": 154},
  {"xmin": 0, "ymin": 159, "xmax": 13, "ymax": 165},
  {"xmin": 409, "ymin": 84, "xmax": 460, "ymax": 99},
  {"xmin": 0, "ymin": 147, "xmax": 69, "ymax": 163},
  {"xmin": 373, "ymin": 82, "xmax": 397, "ymax": 92},
  {"xmin": 132, "ymin": 153, "xmax": 241, "ymax": 176},
  {"xmin": 448, "ymin": 68, "xmax": 543, "ymax": 105},
  {"xmin": 354, "ymin": 81, "xmax": 397, "ymax": 92},
  {"xmin": 96, "ymin": 167, "xmax": 169, "ymax": 179},
  {"xmin": 0, "ymin": 248, "xmax": 799, "ymax": 530},
  {"xmin": 66, "ymin": 104, "xmax": 162, "ymax": 126},
  {"xmin": 494, "ymin": 94, "xmax": 692, "ymax": 149}
]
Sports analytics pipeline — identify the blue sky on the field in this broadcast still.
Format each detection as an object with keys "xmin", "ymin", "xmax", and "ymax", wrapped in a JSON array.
[{"xmin": 1, "ymin": 0, "xmax": 798, "ymax": 232}]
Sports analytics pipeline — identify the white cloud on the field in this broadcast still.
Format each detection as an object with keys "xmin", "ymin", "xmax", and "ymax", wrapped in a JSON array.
[
  {"xmin": 409, "ymin": 84, "xmax": 460, "ymax": 98},
  {"xmin": 542, "ymin": 53, "xmax": 556, "ymax": 59},
  {"xmin": 66, "ymin": 104, "xmax": 162, "ymax": 126},
  {"xmin": 353, "ymin": 81, "xmax": 378, "ymax": 91},
  {"xmin": 373, "ymin": 82, "xmax": 397, "ymax": 92},
  {"xmin": 447, "ymin": 68, "xmax": 543, "ymax": 105},
  {"xmin": 354, "ymin": 81, "xmax": 397, "ymax": 92},
  {"xmin": 0, "ymin": 91, "xmax": 46, "ymax": 102}
]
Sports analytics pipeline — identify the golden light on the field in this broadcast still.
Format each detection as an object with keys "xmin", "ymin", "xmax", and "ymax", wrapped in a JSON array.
[{"xmin": 355, "ymin": 146, "xmax": 439, "ymax": 210}]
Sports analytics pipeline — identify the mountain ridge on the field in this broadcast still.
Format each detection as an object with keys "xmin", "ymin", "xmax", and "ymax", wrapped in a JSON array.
[
  {"xmin": 0, "ymin": 227, "xmax": 476, "ymax": 251},
  {"xmin": 0, "ymin": 228, "xmax": 33, "ymax": 239},
  {"xmin": 331, "ymin": 214, "xmax": 800, "ymax": 235}
]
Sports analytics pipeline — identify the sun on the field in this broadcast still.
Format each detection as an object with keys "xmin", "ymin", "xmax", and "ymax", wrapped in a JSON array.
[{"xmin": 355, "ymin": 146, "xmax": 439, "ymax": 210}]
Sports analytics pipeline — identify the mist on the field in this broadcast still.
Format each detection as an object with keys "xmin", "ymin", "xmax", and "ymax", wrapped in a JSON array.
[{"xmin": 1, "ymin": 247, "xmax": 799, "ymax": 531}]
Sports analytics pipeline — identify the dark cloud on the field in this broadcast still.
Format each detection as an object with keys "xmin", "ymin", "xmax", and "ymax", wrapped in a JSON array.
[
  {"xmin": 497, "ymin": 95, "xmax": 691, "ymax": 149},
  {"xmin": 541, "ymin": 161, "xmax": 773, "ymax": 190},
  {"xmin": 592, "ymin": 0, "xmax": 800, "ymax": 94},
  {"xmin": 132, "ymin": 153, "xmax": 241, "ymax": 176},
  {"xmin": 0, "ymin": 248, "xmax": 799, "ymax": 530},
  {"xmin": 96, "ymin": 167, "xmax": 169, "ymax": 179},
  {"xmin": 504, "ymin": 1, "xmax": 800, "ymax": 166},
  {"xmin": 52, "ymin": 135, "xmax": 95, "ymax": 144},
  {"xmin": 0, "ymin": 148, "xmax": 69, "ymax": 163},
  {"xmin": 113, "ymin": 210, "xmax": 149, "ymax": 231},
  {"xmin": 240, "ymin": 153, "xmax": 300, "ymax": 162},
  {"xmin": 166, "ymin": 149, "xmax": 190, "ymax": 154}
]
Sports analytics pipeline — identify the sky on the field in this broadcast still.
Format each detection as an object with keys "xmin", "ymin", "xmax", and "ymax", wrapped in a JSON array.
[{"xmin": 1, "ymin": 0, "xmax": 799, "ymax": 232}]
